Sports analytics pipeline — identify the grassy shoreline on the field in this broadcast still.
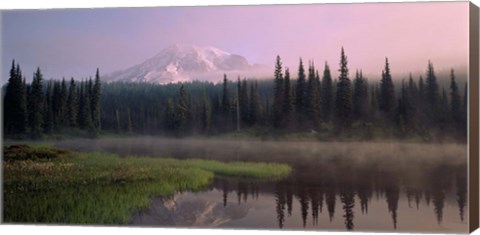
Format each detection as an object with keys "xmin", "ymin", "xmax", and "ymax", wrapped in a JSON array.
[{"xmin": 2, "ymin": 145, "xmax": 291, "ymax": 224}]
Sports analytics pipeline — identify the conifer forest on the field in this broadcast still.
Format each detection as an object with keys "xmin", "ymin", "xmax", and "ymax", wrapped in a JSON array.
[{"xmin": 3, "ymin": 49, "xmax": 467, "ymax": 142}]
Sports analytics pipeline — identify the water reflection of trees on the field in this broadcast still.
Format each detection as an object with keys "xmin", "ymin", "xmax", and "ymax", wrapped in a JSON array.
[
  {"xmin": 340, "ymin": 187, "xmax": 355, "ymax": 230},
  {"xmin": 211, "ymin": 159, "xmax": 467, "ymax": 231},
  {"xmin": 274, "ymin": 184, "xmax": 287, "ymax": 228},
  {"xmin": 383, "ymin": 175, "xmax": 400, "ymax": 229},
  {"xmin": 456, "ymin": 165, "xmax": 467, "ymax": 222}
]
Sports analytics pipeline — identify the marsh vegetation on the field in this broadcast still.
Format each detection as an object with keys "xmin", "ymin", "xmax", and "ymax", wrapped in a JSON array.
[{"xmin": 2, "ymin": 144, "xmax": 291, "ymax": 224}]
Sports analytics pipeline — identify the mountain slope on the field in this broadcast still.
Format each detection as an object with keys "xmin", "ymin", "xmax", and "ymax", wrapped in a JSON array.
[{"xmin": 105, "ymin": 44, "xmax": 263, "ymax": 84}]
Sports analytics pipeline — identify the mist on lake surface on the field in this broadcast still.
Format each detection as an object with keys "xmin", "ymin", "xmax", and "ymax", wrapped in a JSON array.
[{"xmin": 55, "ymin": 137, "xmax": 468, "ymax": 232}]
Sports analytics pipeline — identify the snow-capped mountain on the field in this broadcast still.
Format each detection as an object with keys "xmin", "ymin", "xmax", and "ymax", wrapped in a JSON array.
[{"xmin": 105, "ymin": 44, "xmax": 265, "ymax": 84}]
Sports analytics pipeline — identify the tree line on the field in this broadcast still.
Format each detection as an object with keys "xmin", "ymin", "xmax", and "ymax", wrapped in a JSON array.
[
  {"xmin": 100, "ymin": 48, "xmax": 466, "ymax": 141},
  {"xmin": 3, "ymin": 47, "xmax": 468, "ymax": 141},
  {"xmin": 3, "ymin": 60, "xmax": 101, "ymax": 138}
]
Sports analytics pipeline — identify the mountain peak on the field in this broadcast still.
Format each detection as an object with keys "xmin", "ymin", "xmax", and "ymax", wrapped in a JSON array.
[{"xmin": 105, "ymin": 44, "xmax": 256, "ymax": 84}]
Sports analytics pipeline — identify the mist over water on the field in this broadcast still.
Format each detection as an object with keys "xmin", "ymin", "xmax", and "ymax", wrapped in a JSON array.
[{"xmin": 55, "ymin": 137, "xmax": 468, "ymax": 232}]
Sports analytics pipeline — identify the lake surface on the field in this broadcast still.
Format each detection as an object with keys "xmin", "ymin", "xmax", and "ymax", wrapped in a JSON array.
[{"xmin": 55, "ymin": 137, "xmax": 468, "ymax": 233}]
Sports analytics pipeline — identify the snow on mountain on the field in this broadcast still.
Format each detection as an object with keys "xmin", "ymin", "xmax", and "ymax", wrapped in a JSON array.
[{"xmin": 105, "ymin": 44, "xmax": 264, "ymax": 84}]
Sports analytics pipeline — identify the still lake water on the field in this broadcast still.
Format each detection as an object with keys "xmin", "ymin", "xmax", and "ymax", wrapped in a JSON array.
[{"xmin": 55, "ymin": 137, "xmax": 468, "ymax": 233}]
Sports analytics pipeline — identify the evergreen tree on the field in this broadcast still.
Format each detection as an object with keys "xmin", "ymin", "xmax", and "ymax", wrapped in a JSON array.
[
  {"xmin": 463, "ymin": 82, "xmax": 468, "ymax": 127},
  {"xmin": 334, "ymin": 47, "xmax": 353, "ymax": 131},
  {"xmin": 114, "ymin": 109, "xmax": 121, "ymax": 133},
  {"xmin": 79, "ymin": 81, "xmax": 94, "ymax": 130},
  {"xmin": 220, "ymin": 74, "xmax": 231, "ymax": 131},
  {"xmin": 249, "ymin": 81, "xmax": 261, "ymax": 126},
  {"xmin": 44, "ymin": 81, "xmax": 54, "ymax": 133},
  {"xmin": 450, "ymin": 69, "xmax": 462, "ymax": 125},
  {"xmin": 29, "ymin": 67, "xmax": 45, "ymax": 137},
  {"xmin": 425, "ymin": 61, "xmax": 439, "ymax": 114},
  {"xmin": 92, "ymin": 69, "xmax": 102, "ymax": 130},
  {"xmin": 221, "ymin": 74, "xmax": 230, "ymax": 114},
  {"xmin": 126, "ymin": 108, "xmax": 133, "ymax": 133},
  {"xmin": 273, "ymin": 55, "xmax": 284, "ymax": 128},
  {"xmin": 59, "ymin": 78, "xmax": 68, "ymax": 127},
  {"xmin": 438, "ymin": 88, "xmax": 450, "ymax": 134},
  {"xmin": 4, "ymin": 60, "xmax": 28, "ymax": 135},
  {"xmin": 239, "ymin": 79, "xmax": 249, "ymax": 126},
  {"xmin": 282, "ymin": 68, "xmax": 294, "ymax": 127},
  {"xmin": 296, "ymin": 58, "xmax": 307, "ymax": 128},
  {"xmin": 369, "ymin": 84, "xmax": 378, "ymax": 121},
  {"xmin": 176, "ymin": 84, "xmax": 189, "ymax": 132},
  {"xmin": 52, "ymin": 81, "xmax": 62, "ymax": 129},
  {"xmin": 406, "ymin": 74, "xmax": 418, "ymax": 129},
  {"xmin": 380, "ymin": 58, "xmax": 395, "ymax": 119},
  {"xmin": 212, "ymin": 92, "xmax": 221, "ymax": 123},
  {"xmin": 321, "ymin": 62, "xmax": 334, "ymax": 123},
  {"xmin": 200, "ymin": 90, "xmax": 212, "ymax": 133},
  {"xmin": 462, "ymin": 82, "xmax": 468, "ymax": 135},
  {"xmin": 395, "ymin": 80, "xmax": 408, "ymax": 134},
  {"xmin": 353, "ymin": 70, "xmax": 368, "ymax": 121},
  {"xmin": 306, "ymin": 61, "xmax": 321, "ymax": 128},
  {"xmin": 67, "ymin": 78, "xmax": 78, "ymax": 127},
  {"xmin": 418, "ymin": 76, "xmax": 425, "ymax": 98},
  {"xmin": 165, "ymin": 98, "xmax": 176, "ymax": 132}
]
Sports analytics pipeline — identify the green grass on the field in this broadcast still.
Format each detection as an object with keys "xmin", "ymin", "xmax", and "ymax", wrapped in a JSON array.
[{"xmin": 3, "ymin": 145, "xmax": 291, "ymax": 224}]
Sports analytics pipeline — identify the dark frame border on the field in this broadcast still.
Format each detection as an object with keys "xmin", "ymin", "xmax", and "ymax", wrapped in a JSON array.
[{"xmin": 469, "ymin": 2, "xmax": 479, "ymax": 233}]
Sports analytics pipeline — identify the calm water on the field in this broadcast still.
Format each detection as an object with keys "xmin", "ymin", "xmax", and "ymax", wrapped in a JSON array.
[{"xmin": 55, "ymin": 137, "xmax": 468, "ymax": 233}]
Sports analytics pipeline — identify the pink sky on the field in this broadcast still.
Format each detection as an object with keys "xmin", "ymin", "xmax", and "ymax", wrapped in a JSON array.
[{"xmin": 2, "ymin": 2, "xmax": 470, "ymax": 80}]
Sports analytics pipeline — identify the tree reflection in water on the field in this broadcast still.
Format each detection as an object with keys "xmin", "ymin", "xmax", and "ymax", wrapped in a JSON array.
[{"xmin": 213, "ymin": 157, "xmax": 467, "ymax": 231}]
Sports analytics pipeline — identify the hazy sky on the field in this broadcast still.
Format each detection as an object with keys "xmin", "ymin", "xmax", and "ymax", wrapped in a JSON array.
[{"xmin": 1, "ymin": 2, "xmax": 469, "ymax": 81}]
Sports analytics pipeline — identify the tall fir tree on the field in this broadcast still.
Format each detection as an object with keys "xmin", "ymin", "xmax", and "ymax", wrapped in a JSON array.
[
  {"xmin": 282, "ymin": 68, "xmax": 294, "ymax": 127},
  {"xmin": 249, "ymin": 81, "xmax": 261, "ymax": 126},
  {"xmin": 438, "ymin": 88, "xmax": 450, "ymax": 133},
  {"xmin": 165, "ymin": 98, "xmax": 176, "ymax": 132},
  {"xmin": 59, "ymin": 78, "xmax": 68, "ymax": 127},
  {"xmin": 449, "ymin": 69, "xmax": 462, "ymax": 125},
  {"xmin": 240, "ymin": 79, "xmax": 249, "ymax": 126},
  {"xmin": 334, "ymin": 47, "xmax": 353, "ymax": 131},
  {"xmin": 200, "ymin": 90, "xmax": 212, "ymax": 134},
  {"xmin": 67, "ymin": 78, "xmax": 78, "ymax": 127},
  {"xmin": 126, "ymin": 108, "xmax": 133, "ymax": 133},
  {"xmin": 4, "ymin": 60, "xmax": 28, "ymax": 135},
  {"xmin": 79, "ymin": 81, "xmax": 94, "ymax": 131},
  {"xmin": 29, "ymin": 67, "xmax": 45, "ymax": 137},
  {"xmin": 92, "ymin": 68, "xmax": 102, "ymax": 131},
  {"xmin": 273, "ymin": 55, "xmax": 284, "ymax": 128},
  {"xmin": 379, "ymin": 58, "xmax": 395, "ymax": 119},
  {"xmin": 52, "ymin": 81, "xmax": 62, "ymax": 129},
  {"xmin": 395, "ymin": 80, "xmax": 408, "ymax": 134},
  {"xmin": 321, "ymin": 62, "xmax": 334, "ymax": 123},
  {"xmin": 462, "ymin": 82, "xmax": 468, "ymax": 133},
  {"xmin": 306, "ymin": 61, "xmax": 321, "ymax": 128},
  {"xmin": 406, "ymin": 74, "xmax": 418, "ymax": 129},
  {"xmin": 418, "ymin": 76, "xmax": 425, "ymax": 98},
  {"xmin": 221, "ymin": 74, "xmax": 230, "ymax": 115},
  {"xmin": 463, "ymin": 82, "xmax": 468, "ymax": 114},
  {"xmin": 353, "ymin": 70, "xmax": 368, "ymax": 121},
  {"xmin": 114, "ymin": 109, "xmax": 121, "ymax": 133},
  {"xmin": 407, "ymin": 74, "xmax": 418, "ymax": 99},
  {"xmin": 425, "ymin": 61, "xmax": 439, "ymax": 115},
  {"xmin": 44, "ymin": 81, "xmax": 54, "ymax": 133},
  {"xmin": 296, "ymin": 58, "xmax": 307, "ymax": 128},
  {"xmin": 369, "ymin": 84, "xmax": 379, "ymax": 121},
  {"xmin": 220, "ymin": 74, "xmax": 231, "ymax": 131},
  {"xmin": 176, "ymin": 84, "xmax": 190, "ymax": 132}
]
